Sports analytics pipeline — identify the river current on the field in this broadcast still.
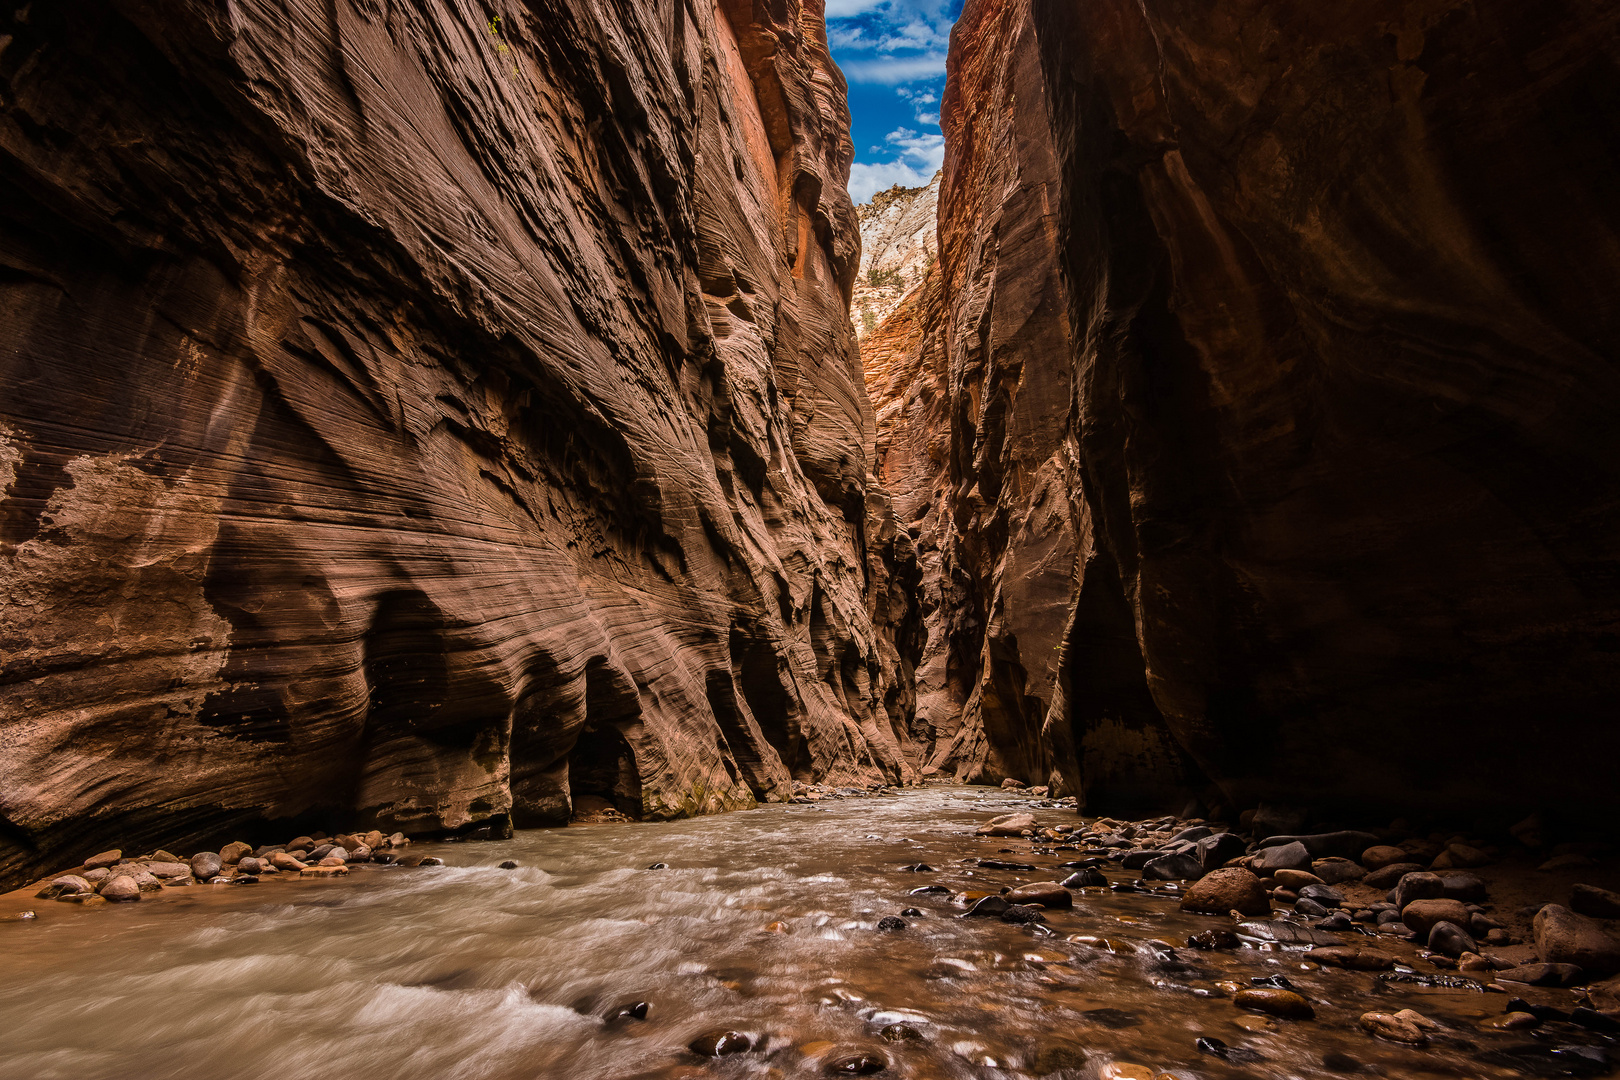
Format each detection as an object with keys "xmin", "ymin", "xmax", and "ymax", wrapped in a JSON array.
[{"xmin": 0, "ymin": 788, "xmax": 1608, "ymax": 1080}]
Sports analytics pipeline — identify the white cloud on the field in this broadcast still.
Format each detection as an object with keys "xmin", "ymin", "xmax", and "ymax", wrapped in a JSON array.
[
  {"xmin": 824, "ymin": 0, "xmax": 890, "ymax": 16},
  {"xmin": 839, "ymin": 53, "xmax": 948, "ymax": 85},
  {"xmin": 848, "ymin": 160, "xmax": 938, "ymax": 203},
  {"xmin": 915, "ymin": 111, "xmax": 939, "ymax": 125}
]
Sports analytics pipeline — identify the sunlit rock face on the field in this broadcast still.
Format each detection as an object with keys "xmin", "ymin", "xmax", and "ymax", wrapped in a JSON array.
[
  {"xmin": 0, "ymin": 0, "xmax": 919, "ymax": 887},
  {"xmin": 941, "ymin": 0, "xmax": 1620, "ymax": 817},
  {"xmin": 852, "ymin": 173, "xmax": 940, "ymax": 341}
]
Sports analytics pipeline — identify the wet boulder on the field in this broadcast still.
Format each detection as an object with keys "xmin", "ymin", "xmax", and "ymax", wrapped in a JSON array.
[
  {"xmin": 82, "ymin": 850, "xmax": 122, "ymax": 870},
  {"xmin": 1535, "ymin": 904, "xmax": 1620, "ymax": 977},
  {"xmin": 1402, "ymin": 898, "xmax": 1471, "ymax": 935},
  {"xmin": 100, "ymin": 876, "xmax": 141, "ymax": 902},
  {"xmin": 1311, "ymin": 857, "xmax": 1366, "ymax": 884},
  {"xmin": 1143, "ymin": 853, "xmax": 1204, "ymax": 881},
  {"xmin": 1181, "ymin": 868, "xmax": 1270, "ymax": 916},
  {"xmin": 190, "ymin": 852, "xmax": 222, "ymax": 880},
  {"xmin": 1307, "ymin": 946, "xmax": 1396, "ymax": 971},
  {"xmin": 975, "ymin": 813, "xmax": 1034, "ymax": 837},
  {"xmin": 1250, "ymin": 842, "xmax": 1312, "ymax": 874},
  {"xmin": 1005, "ymin": 882, "xmax": 1073, "ymax": 909},
  {"xmin": 1257, "ymin": 831, "xmax": 1380, "ymax": 860},
  {"xmin": 36, "ymin": 875, "xmax": 93, "ymax": 900},
  {"xmin": 1196, "ymin": 832, "xmax": 1249, "ymax": 871},
  {"xmin": 1428, "ymin": 921, "xmax": 1478, "ymax": 958},
  {"xmin": 1234, "ymin": 988, "xmax": 1314, "ymax": 1020},
  {"xmin": 1062, "ymin": 868, "xmax": 1108, "ymax": 888},
  {"xmin": 1390, "ymin": 871, "xmax": 1446, "ymax": 910}
]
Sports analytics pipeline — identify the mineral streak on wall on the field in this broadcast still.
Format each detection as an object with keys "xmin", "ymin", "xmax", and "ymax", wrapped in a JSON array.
[
  {"xmin": 0, "ymin": 0, "xmax": 922, "ymax": 888},
  {"xmin": 934, "ymin": 0, "xmax": 1620, "ymax": 817}
]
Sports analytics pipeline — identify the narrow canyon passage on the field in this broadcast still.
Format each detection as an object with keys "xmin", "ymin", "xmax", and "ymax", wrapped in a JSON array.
[{"xmin": 4, "ymin": 0, "xmax": 1620, "ymax": 1075}]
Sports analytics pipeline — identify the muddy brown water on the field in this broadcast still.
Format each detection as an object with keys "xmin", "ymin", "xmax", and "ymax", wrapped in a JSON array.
[{"xmin": 0, "ymin": 789, "xmax": 1613, "ymax": 1080}]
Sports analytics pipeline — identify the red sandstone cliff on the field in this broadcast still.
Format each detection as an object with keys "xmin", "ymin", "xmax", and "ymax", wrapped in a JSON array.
[
  {"xmin": 0, "ymin": 0, "xmax": 916, "ymax": 886},
  {"xmin": 938, "ymin": 0, "xmax": 1620, "ymax": 817}
]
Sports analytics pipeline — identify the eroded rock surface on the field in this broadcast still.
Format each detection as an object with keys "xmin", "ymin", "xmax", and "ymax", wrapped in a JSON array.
[
  {"xmin": 852, "ymin": 174, "xmax": 940, "ymax": 341},
  {"xmin": 930, "ymin": 0, "xmax": 1620, "ymax": 815},
  {"xmin": 0, "ymin": 0, "xmax": 917, "ymax": 887}
]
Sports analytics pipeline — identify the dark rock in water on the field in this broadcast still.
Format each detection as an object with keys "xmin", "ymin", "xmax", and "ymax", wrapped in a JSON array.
[
  {"xmin": 419, "ymin": 858, "xmax": 444, "ymax": 867},
  {"xmin": 1249, "ymin": 842, "xmax": 1312, "ymax": 874},
  {"xmin": 1473, "ymin": 1044, "xmax": 1613, "ymax": 1078},
  {"xmin": 1311, "ymin": 858, "xmax": 1367, "ymax": 885},
  {"xmin": 825, "ymin": 1050, "xmax": 888, "ymax": 1074},
  {"xmin": 880, "ymin": 1024, "xmax": 923, "ymax": 1043},
  {"xmin": 606, "ymin": 1001, "xmax": 649, "ymax": 1021},
  {"xmin": 1062, "ymin": 869, "xmax": 1108, "ymax": 888},
  {"xmin": 961, "ymin": 895, "xmax": 1012, "ymax": 918},
  {"xmin": 976, "ymin": 859, "xmax": 1037, "ymax": 871},
  {"xmin": 1005, "ymin": 882, "xmax": 1072, "ymax": 908},
  {"xmin": 1250, "ymin": 974, "xmax": 1297, "ymax": 991},
  {"xmin": 1322, "ymin": 1052, "xmax": 1367, "ymax": 1074},
  {"xmin": 1535, "ymin": 904, "xmax": 1620, "ymax": 977},
  {"xmin": 999, "ymin": 904, "xmax": 1046, "ymax": 925},
  {"xmin": 876, "ymin": 916, "xmax": 908, "ymax": 931},
  {"xmin": 1143, "ymin": 853, "xmax": 1204, "ymax": 881},
  {"xmin": 1234, "ymin": 988, "xmax": 1314, "ymax": 1020},
  {"xmin": 1079, "ymin": 1008, "xmax": 1140, "ymax": 1029},
  {"xmin": 1170, "ymin": 826, "xmax": 1214, "ymax": 844},
  {"xmin": 1506, "ymin": 999, "xmax": 1570, "ymax": 1024},
  {"xmin": 1197, "ymin": 1036, "xmax": 1261, "ymax": 1063},
  {"xmin": 1059, "ymin": 857, "xmax": 1110, "ymax": 869},
  {"xmin": 1390, "ymin": 871, "xmax": 1445, "ymax": 910},
  {"xmin": 498, "ymin": 861, "xmax": 519, "ymax": 870},
  {"xmin": 1121, "ymin": 849, "xmax": 1158, "ymax": 870},
  {"xmin": 1428, "ymin": 920, "xmax": 1478, "ymax": 958},
  {"xmin": 1298, "ymin": 883, "xmax": 1344, "ymax": 907},
  {"xmin": 900, "ymin": 908, "xmax": 924, "ymax": 917},
  {"xmin": 1571, "ymin": 1007, "xmax": 1620, "ymax": 1034},
  {"xmin": 900, "ymin": 863, "xmax": 935, "ymax": 872},
  {"xmin": 1317, "ymin": 912, "xmax": 1355, "ymax": 932},
  {"xmin": 1295, "ymin": 898, "xmax": 1331, "ymax": 918},
  {"xmin": 646, "ymin": 863, "xmax": 669, "ymax": 871},
  {"xmin": 1238, "ymin": 920, "xmax": 1340, "ymax": 946},
  {"xmin": 1572, "ymin": 883, "xmax": 1620, "ymax": 919},
  {"xmin": 232, "ymin": 875, "xmax": 259, "ymax": 885},
  {"xmin": 1187, "ymin": 929, "xmax": 1240, "ymax": 950},
  {"xmin": 910, "ymin": 885, "xmax": 952, "ymax": 896},
  {"xmin": 1182, "ymin": 868, "xmax": 1269, "ymax": 916},
  {"xmin": 1196, "ymin": 832, "xmax": 1248, "ymax": 872},
  {"xmin": 688, "ymin": 1030, "xmax": 752, "ymax": 1056},
  {"xmin": 1378, "ymin": 970, "xmax": 1487, "ymax": 990}
]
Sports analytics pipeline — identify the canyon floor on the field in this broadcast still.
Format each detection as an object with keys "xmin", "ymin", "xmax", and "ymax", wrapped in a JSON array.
[{"xmin": 3, "ymin": 788, "xmax": 1619, "ymax": 1080}]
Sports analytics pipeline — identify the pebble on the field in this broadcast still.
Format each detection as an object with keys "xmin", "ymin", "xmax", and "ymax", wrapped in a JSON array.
[
  {"xmin": 876, "ymin": 916, "xmax": 907, "ymax": 931},
  {"xmin": 688, "ymin": 1030, "xmax": 751, "ymax": 1056},
  {"xmin": 1004, "ymin": 882, "xmax": 1072, "ymax": 909},
  {"xmin": 1233, "ymin": 988, "xmax": 1314, "ymax": 1020},
  {"xmin": 1062, "ymin": 868, "xmax": 1107, "ymax": 888},
  {"xmin": 498, "ymin": 861, "xmax": 519, "ymax": 870},
  {"xmin": 1357, "ymin": 1009, "xmax": 1437, "ymax": 1044}
]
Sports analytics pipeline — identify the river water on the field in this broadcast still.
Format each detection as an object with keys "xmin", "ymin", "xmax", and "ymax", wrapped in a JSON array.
[{"xmin": 0, "ymin": 788, "xmax": 1611, "ymax": 1080}]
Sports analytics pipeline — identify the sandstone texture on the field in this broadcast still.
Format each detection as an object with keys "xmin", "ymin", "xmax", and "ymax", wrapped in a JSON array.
[
  {"xmin": 928, "ymin": 0, "xmax": 1620, "ymax": 815},
  {"xmin": 0, "ymin": 0, "xmax": 919, "ymax": 888}
]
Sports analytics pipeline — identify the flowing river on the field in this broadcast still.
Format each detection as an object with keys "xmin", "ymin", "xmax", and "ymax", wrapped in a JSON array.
[{"xmin": 0, "ymin": 788, "xmax": 1610, "ymax": 1080}]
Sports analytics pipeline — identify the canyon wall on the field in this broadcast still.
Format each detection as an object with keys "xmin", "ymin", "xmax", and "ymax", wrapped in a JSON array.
[
  {"xmin": 0, "ymin": 0, "xmax": 918, "ymax": 888},
  {"xmin": 939, "ymin": 0, "xmax": 1620, "ymax": 819},
  {"xmin": 852, "ymin": 173, "xmax": 939, "ymax": 341}
]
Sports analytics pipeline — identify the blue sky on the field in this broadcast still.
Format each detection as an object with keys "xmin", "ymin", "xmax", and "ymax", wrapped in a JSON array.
[{"xmin": 826, "ymin": 0, "xmax": 962, "ymax": 204}]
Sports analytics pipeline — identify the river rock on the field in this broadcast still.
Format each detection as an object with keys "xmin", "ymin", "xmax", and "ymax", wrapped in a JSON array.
[
  {"xmin": 100, "ymin": 876, "xmax": 141, "ymax": 902},
  {"xmin": 1005, "ymin": 882, "xmax": 1073, "ymax": 909},
  {"xmin": 1428, "ymin": 921, "xmax": 1478, "ymax": 958},
  {"xmin": 1001, "ymin": 778, "xmax": 1025, "ymax": 788},
  {"xmin": 1142, "ymin": 853, "xmax": 1204, "ymax": 881},
  {"xmin": 688, "ymin": 1030, "xmax": 751, "ymax": 1056},
  {"xmin": 876, "ymin": 916, "xmax": 907, "ymax": 931},
  {"xmin": 236, "ymin": 857, "xmax": 265, "ymax": 875},
  {"xmin": 1361, "ymin": 846, "xmax": 1410, "ymax": 871},
  {"xmin": 1496, "ymin": 963, "xmax": 1586, "ymax": 987},
  {"xmin": 1250, "ymin": 842, "xmax": 1312, "ymax": 874},
  {"xmin": 1063, "ymin": 868, "xmax": 1108, "ymax": 888},
  {"xmin": 1572, "ymin": 884, "xmax": 1620, "ymax": 919},
  {"xmin": 962, "ymin": 895, "xmax": 1012, "ymax": 917},
  {"xmin": 140, "ymin": 861, "xmax": 193, "ymax": 879},
  {"xmin": 1358, "ymin": 1011, "xmax": 1428, "ymax": 1044},
  {"xmin": 36, "ymin": 875, "xmax": 93, "ymax": 899},
  {"xmin": 1365, "ymin": 863, "xmax": 1426, "ymax": 890},
  {"xmin": 1306, "ymin": 946, "xmax": 1396, "ymax": 971},
  {"xmin": 1258, "ymin": 831, "xmax": 1381, "ymax": 859},
  {"xmin": 1196, "ymin": 832, "xmax": 1249, "ymax": 872},
  {"xmin": 825, "ymin": 1049, "xmax": 888, "ymax": 1075},
  {"xmin": 1437, "ymin": 871, "xmax": 1487, "ymax": 902},
  {"xmin": 302, "ymin": 865, "xmax": 348, "ymax": 877},
  {"xmin": 1431, "ymin": 843, "xmax": 1490, "ymax": 869},
  {"xmin": 82, "ymin": 850, "xmax": 122, "ymax": 871},
  {"xmin": 219, "ymin": 842, "xmax": 252, "ymax": 865},
  {"xmin": 1391, "ymin": 872, "xmax": 1446, "ymax": 910},
  {"xmin": 269, "ymin": 852, "xmax": 308, "ymax": 872},
  {"xmin": 1534, "ymin": 904, "xmax": 1620, "ymax": 977},
  {"xmin": 1298, "ymin": 883, "xmax": 1344, "ymax": 907},
  {"xmin": 1182, "ymin": 868, "xmax": 1270, "ymax": 916},
  {"xmin": 1234, "ymin": 988, "xmax": 1314, "ymax": 1020},
  {"xmin": 1402, "ymin": 898, "xmax": 1471, "ymax": 934},
  {"xmin": 1273, "ymin": 868, "xmax": 1322, "ymax": 889},
  {"xmin": 1188, "ymin": 929, "xmax": 1240, "ymax": 950},
  {"xmin": 976, "ymin": 814, "xmax": 1034, "ymax": 837},
  {"xmin": 191, "ymin": 853, "xmax": 222, "ymax": 879}
]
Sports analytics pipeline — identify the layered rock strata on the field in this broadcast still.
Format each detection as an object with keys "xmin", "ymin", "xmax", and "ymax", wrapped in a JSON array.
[
  {"xmin": 935, "ymin": 0, "xmax": 1620, "ymax": 817},
  {"xmin": 0, "ymin": 0, "xmax": 917, "ymax": 888}
]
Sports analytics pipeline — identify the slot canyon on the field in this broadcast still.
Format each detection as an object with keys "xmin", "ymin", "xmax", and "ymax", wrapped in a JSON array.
[{"xmin": 3, "ymin": 0, "xmax": 1619, "ymax": 1077}]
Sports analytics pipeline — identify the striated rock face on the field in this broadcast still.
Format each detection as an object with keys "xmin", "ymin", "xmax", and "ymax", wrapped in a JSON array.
[
  {"xmin": 938, "ymin": 0, "xmax": 1620, "ymax": 817},
  {"xmin": 852, "ymin": 173, "xmax": 940, "ymax": 341},
  {"xmin": 0, "ymin": 0, "xmax": 917, "ymax": 887}
]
